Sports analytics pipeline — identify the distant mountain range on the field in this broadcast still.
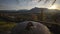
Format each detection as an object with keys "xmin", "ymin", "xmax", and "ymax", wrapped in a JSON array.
[{"xmin": 0, "ymin": 7, "xmax": 60, "ymax": 13}]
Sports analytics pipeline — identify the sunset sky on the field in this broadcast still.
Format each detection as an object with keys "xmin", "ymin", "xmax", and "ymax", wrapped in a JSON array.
[{"xmin": 0, "ymin": 0, "xmax": 60, "ymax": 10}]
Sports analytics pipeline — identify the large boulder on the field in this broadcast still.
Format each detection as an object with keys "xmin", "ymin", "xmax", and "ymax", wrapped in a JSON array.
[{"xmin": 11, "ymin": 21, "xmax": 50, "ymax": 34}]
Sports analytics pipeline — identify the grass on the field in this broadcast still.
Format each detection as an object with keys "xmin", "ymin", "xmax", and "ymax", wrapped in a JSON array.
[{"xmin": 0, "ymin": 21, "xmax": 16, "ymax": 32}]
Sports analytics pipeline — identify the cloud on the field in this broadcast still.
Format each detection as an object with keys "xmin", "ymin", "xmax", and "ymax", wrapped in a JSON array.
[
  {"xmin": 56, "ymin": 5, "xmax": 60, "ymax": 10},
  {"xmin": 0, "ymin": 0, "xmax": 60, "ymax": 10},
  {"xmin": 0, "ymin": 4, "xmax": 17, "ymax": 10},
  {"xmin": 0, "ymin": 0, "xmax": 40, "ymax": 10}
]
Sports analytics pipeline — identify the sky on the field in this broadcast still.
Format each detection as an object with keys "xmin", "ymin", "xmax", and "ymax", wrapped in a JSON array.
[{"xmin": 0, "ymin": 0, "xmax": 60, "ymax": 10}]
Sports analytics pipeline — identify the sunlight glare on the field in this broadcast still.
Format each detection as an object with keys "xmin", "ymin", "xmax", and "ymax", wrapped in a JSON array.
[{"xmin": 48, "ymin": 5, "xmax": 57, "ymax": 9}]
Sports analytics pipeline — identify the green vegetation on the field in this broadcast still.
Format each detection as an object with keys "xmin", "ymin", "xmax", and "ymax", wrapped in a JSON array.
[{"xmin": 0, "ymin": 21, "xmax": 16, "ymax": 34}]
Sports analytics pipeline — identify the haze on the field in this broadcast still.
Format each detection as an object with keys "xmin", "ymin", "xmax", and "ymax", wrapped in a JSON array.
[{"xmin": 0, "ymin": 0, "xmax": 60, "ymax": 10}]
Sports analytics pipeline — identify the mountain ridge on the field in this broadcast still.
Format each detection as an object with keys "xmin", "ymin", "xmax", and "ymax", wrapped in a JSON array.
[{"xmin": 0, "ymin": 7, "xmax": 60, "ymax": 13}]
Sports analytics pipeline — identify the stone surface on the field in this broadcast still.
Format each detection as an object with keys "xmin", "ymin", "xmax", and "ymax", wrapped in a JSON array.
[{"xmin": 11, "ymin": 21, "xmax": 51, "ymax": 34}]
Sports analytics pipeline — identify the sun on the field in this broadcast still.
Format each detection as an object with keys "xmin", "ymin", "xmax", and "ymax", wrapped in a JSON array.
[{"xmin": 48, "ymin": 5, "xmax": 57, "ymax": 9}]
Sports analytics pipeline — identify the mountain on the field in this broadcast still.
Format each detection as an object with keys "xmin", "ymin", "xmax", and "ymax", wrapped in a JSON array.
[
  {"xmin": 0, "ymin": 9, "xmax": 28, "ymax": 13},
  {"xmin": 17, "ymin": 7, "xmax": 48, "ymax": 13},
  {"xmin": 0, "ymin": 7, "xmax": 60, "ymax": 13},
  {"xmin": 29, "ymin": 7, "xmax": 48, "ymax": 13}
]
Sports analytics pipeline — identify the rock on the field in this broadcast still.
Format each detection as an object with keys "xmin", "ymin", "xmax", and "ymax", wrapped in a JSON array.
[{"xmin": 11, "ymin": 21, "xmax": 50, "ymax": 34}]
